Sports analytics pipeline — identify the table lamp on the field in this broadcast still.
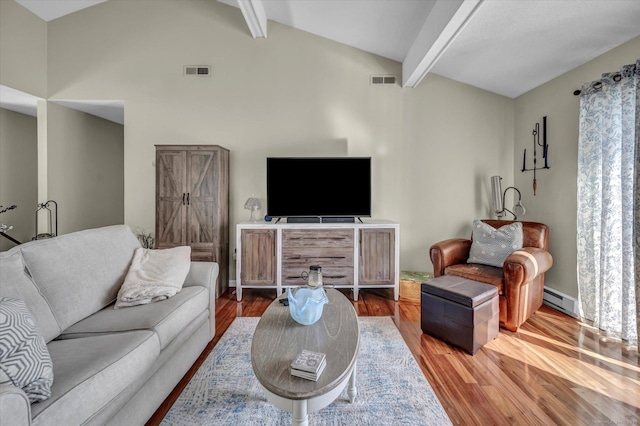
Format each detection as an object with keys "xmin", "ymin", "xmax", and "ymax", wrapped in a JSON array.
[{"xmin": 244, "ymin": 195, "xmax": 261, "ymax": 222}]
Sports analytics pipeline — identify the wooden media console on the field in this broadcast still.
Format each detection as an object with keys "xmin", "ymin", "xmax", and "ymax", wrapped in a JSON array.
[{"xmin": 235, "ymin": 220, "xmax": 399, "ymax": 301}]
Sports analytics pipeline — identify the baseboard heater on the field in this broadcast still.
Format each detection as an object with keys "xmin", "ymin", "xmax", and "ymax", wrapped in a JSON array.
[{"xmin": 543, "ymin": 287, "xmax": 579, "ymax": 318}]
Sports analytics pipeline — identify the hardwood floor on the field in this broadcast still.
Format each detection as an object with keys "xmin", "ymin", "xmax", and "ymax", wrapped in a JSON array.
[{"xmin": 147, "ymin": 288, "xmax": 640, "ymax": 426}]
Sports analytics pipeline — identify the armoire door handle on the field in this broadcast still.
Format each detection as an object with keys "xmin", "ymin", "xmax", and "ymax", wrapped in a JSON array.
[
  {"xmin": 187, "ymin": 193, "xmax": 190, "ymax": 205},
  {"xmin": 182, "ymin": 193, "xmax": 186, "ymax": 205}
]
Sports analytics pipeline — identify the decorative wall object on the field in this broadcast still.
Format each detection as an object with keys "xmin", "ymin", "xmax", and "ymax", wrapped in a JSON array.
[{"xmin": 521, "ymin": 116, "xmax": 550, "ymax": 195}]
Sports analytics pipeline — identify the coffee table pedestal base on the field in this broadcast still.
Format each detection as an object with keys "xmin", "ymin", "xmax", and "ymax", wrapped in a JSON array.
[{"xmin": 260, "ymin": 365, "xmax": 357, "ymax": 426}]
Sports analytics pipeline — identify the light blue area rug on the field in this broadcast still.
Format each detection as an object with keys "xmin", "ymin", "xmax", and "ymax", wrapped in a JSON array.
[{"xmin": 161, "ymin": 317, "xmax": 452, "ymax": 425}]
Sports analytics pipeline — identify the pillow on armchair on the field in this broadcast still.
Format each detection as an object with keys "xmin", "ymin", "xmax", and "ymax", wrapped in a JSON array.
[{"xmin": 468, "ymin": 220, "xmax": 523, "ymax": 268}]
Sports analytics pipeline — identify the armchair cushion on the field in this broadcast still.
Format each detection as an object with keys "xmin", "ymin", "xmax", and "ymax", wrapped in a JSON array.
[
  {"xmin": 445, "ymin": 264, "xmax": 503, "ymax": 294},
  {"xmin": 468, "ymin": 220, "xmax": 523, "ymax": 267}
]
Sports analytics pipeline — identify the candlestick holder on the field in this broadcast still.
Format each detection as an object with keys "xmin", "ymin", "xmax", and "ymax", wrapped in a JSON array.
[{"xmin": 521, "ymin": 116, "xmax": 550, "ymax": 195}]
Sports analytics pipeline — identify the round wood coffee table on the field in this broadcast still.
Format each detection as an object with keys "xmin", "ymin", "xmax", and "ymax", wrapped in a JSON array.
[{"xmin": 251, "ymin": 288, "xmax": 360, "ymax": 426}]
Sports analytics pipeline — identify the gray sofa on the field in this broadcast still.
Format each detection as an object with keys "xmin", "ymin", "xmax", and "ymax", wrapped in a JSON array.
[{"xmin": 0, "ymin": 225, "xmax": 218, "ymax": 426}]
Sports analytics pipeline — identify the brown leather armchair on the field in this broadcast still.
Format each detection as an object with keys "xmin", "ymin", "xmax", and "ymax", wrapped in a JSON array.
[{"xmin": 430, "ymin": 220, "xmax": 553, "ymax": 332}]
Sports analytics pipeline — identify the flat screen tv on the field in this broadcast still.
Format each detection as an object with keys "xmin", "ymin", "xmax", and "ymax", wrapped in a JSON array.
[{"xmin": 266, "ymin": 157, "xmax": 371, "ymax": 220}]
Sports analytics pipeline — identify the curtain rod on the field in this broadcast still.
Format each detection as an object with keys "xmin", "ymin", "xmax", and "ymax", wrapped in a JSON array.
[{"xmin": 573, "ymin": 64, "xmax": 636, "ymax": 96}]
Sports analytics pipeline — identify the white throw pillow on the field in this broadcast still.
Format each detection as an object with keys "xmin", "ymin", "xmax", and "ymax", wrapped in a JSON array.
[
  {"xmin": 468, "ymin": 220, "xmax": 523, "ymax": 268},
  {"xmin": 115, "ymin": 246, "xmax": 191, "ymax": 309},
  {"xmin": 0, "ymin": 298, "xmax": 54, "ymax": 403}
]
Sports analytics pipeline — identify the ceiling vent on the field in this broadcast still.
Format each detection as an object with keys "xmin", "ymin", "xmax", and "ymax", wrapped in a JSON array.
[
  {"xmin": 370, "ymin": 75, "xmax": 396, "ymax": 85},
  {"xmin": 184, "ymin": 65, "xmax": 211, "ymax": 76}
]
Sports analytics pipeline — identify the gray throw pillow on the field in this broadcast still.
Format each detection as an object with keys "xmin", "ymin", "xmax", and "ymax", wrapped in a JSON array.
[
  {"xmin": 468, "ymin": 220, "xmax": 523, "ymax": 268},
  {"xmin": 0, "ymin": 298, "xmax": 54, "ymax": 403}
]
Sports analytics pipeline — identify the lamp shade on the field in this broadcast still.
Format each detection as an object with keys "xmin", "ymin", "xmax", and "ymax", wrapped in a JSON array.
[
  {"xmin": 513, "ymin": 201, "xmax": 526, "ymax": 217},
  {"xmin": 244, "ymin": 196, "xmax": 261, "ymax": 211}
]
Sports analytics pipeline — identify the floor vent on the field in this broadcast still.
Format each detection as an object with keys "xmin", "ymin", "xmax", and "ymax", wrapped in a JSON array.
[
  {"xmin": 543, "ymin": 287, "xmax": 579, "ymax": 318},
  {"xmin": 184, "ymin": 65, "xmax": 211, "ymax": 76},
  {"xmin": 370, "ymin": 75, "xmax": 396, "ymax": 85}
]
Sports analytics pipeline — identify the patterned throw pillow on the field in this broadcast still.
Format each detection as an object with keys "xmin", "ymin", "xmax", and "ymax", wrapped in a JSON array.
[
  {"xmin": 468, "ymin": 220, "xmax": 523, "ymax": 268},
  {"xmin": 0, "ymin": 298, "xmax": 54, "ymax": 403}
]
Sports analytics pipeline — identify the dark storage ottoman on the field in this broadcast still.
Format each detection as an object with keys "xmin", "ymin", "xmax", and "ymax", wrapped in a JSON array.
[{"xmin": 421, "ymin": 275, "xmax": 499, "ymax": 355}]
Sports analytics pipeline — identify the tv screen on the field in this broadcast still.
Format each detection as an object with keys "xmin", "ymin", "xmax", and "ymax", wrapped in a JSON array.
[{"xmin": 266, "ymin": 157, "xmax": 371, "ymax": 218}]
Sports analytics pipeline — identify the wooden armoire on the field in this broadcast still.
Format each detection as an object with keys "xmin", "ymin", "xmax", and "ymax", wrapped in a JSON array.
[{"xmin": 155, "ymin": 145, "xmax": 229, "ymax": 297}]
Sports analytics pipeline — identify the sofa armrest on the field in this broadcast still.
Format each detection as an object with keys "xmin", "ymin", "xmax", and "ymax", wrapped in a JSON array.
[
  {"xmin": 183, "ymin": 261, "xmax": 219, "ymax": 340},
  {"xmin": 184, "ymin": 261, "xmax": 219, "ymax": 290},
  {"xmin": 503, "ymin": 247, "xmax": 553, "ymax": 286},
  {"xmin": 0, "ymin": 384, "xmax": 31, "ymax": 426},
  {"xmin": 429, "ymin": 239, "xmax": 472, "ymax": 277}
]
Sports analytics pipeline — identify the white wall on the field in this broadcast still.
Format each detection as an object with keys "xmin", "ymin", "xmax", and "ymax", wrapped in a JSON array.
[
  {"xmin": 0, "ymin": 108, "xmax": 38, "ymax": 250},
  {"xmin": 46, "ymin": 102, "xmax": 124, "ymax": 234},
  {"xmin": 44, "ymin": 0, "xmax": 515, "ymax": 280},
  {"xmin": 514, "ymin": 36, "xmax": 640, "ymax": 298}
]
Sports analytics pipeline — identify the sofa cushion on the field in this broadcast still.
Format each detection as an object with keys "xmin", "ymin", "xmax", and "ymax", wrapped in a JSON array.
[
  {"xmin": 0, "ymin": 298, "xmax": 54, "ymax": 403},
  {"xmin": 0, "ymin": 250, "xmax": 61, "ymax": 342},
  {"xmin": 468, "ymin": 220, "xmax": 523, "ymax": 267},
  {"xmin": 30, "ymin": 331, "xmax": 159, "ymax": 426},
  {"xmin": 115, "ymin": 246, "xmax": 191, "ymax": 309},
  {"xmin": 59, "ymin": 286, "xmax": 208, "ymax": 350},
  {"xmin": 19, "ymin": 225, "xmax": 140, "ymax": 331}
]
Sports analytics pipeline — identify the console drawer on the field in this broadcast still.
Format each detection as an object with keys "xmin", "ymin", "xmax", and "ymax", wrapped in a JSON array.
[
  {"xmin": 282, "ymin": 229, "xmax": 354, "ymax": 248},
  {"xmin": 282, "ymin": 247, "xmax": 354, "ymax": 267},
  {"xmin": 282, "ymin": 265, "xmax": 354, "ymax": 286}
]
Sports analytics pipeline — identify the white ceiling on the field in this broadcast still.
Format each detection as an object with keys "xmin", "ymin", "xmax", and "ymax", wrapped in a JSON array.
[
  {"xmin": 4, "ymin": 0, "xmax": 640, "ymax": 121},
  {"xmin": 431, "ymin": 0, "xmax": 640, "ymax": 98}
]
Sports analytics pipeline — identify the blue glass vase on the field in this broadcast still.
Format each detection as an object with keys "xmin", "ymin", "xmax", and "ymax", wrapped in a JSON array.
[{"xmin": 287, "ymin": 286, "xmax": 328, "ymax": 325}]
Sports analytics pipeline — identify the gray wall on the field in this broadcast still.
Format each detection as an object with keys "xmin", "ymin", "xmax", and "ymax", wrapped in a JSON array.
[
  {"xmin": 0, "ymin": 1, "xmax": 124, "ymax": 243},
  {"xmin": 11, "ymin": 1, "xmax": 632, "ymax": 297},
  {"xmin": 46, "ymin": 102, "xmax": 124, "ymax": 235},
  {"xmin": 45, "ymin": 0, "xmax": 515, "ymax": 280},
  {"xmin": 513, "ymin": 36, "xmax": 640, "ymax": 298},
  {"xmin": 0, "ymin": 108, "xmax": 38, "ymax": 250},
  {"xmin": 0, "ymin": 0, "xmax": 47, "ymax": 97}
]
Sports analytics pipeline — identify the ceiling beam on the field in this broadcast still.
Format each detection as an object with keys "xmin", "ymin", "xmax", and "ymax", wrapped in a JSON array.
[
  {"xmin": 0, "ymin": 85, "xmax": 41, "ymax": 117},
  {"xmin": 237, "ymin": 0, "xmax": 267, "ymax": 39},
  {"xmin": 402, "ymin": 0, "xmax": 484, "ymax": 88}
]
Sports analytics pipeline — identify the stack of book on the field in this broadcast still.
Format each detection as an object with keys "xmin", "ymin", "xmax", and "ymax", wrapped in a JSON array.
[{"xmin": 290, "ymin": 349, "xmax": 327, "ymax": 381}]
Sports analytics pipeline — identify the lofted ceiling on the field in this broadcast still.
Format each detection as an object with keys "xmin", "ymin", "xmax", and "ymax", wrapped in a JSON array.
[{"xmin": 3, "ymin": 0, "xmax": 640, "ymax": 121}]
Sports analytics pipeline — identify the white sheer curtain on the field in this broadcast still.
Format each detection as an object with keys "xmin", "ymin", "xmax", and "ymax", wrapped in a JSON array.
[{"xmin": 577, "ymin": 59, "xmax": 639, "ymax": 350}]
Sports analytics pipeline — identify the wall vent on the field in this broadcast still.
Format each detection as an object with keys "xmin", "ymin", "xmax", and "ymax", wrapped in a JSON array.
[
  {"xmin": 543, "ymin": 287, "xmax": 579, "ymax": 318},
  {"xmin": 370, "ymin": 75, "xmax": 396, "ymax": 85},
  {"xmin": 184, "ymin": 65, "xmax": 211, "ymax": 76}
]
